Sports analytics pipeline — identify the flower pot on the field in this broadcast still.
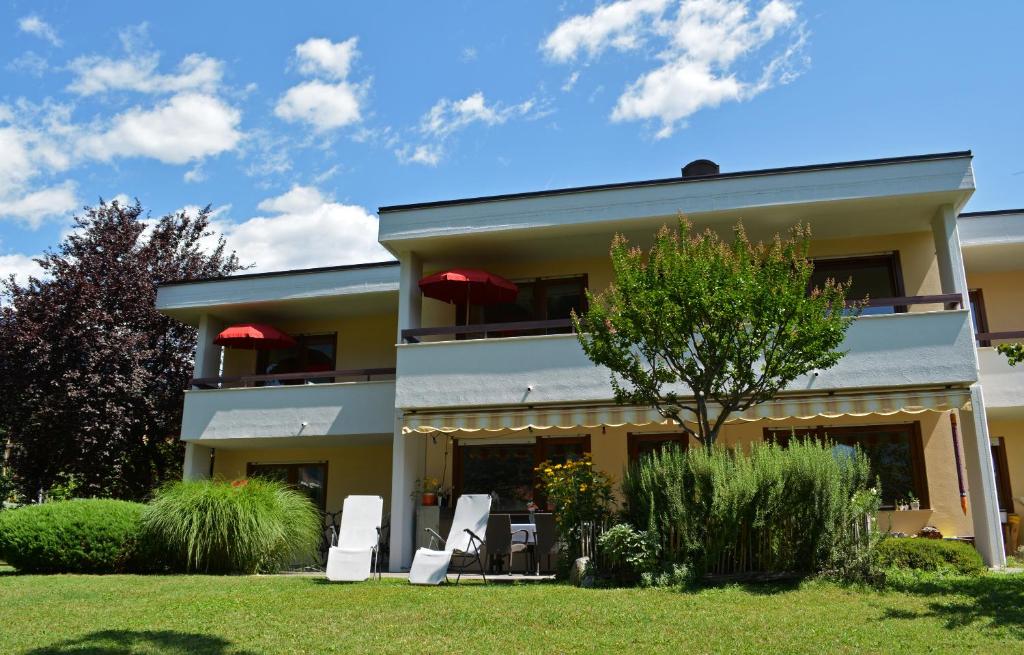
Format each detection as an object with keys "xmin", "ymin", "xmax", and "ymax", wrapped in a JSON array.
[
  {"xmin": 910, "ymin": 500, "xmax": 921, "ymax": 511},
  {"xmin": 421, "ymin": 492, "xmax": 438, "ymax": 506}
]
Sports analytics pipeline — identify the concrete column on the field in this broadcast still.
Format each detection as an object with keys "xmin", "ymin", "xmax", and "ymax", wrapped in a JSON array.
[
  {"xmin": 389, "ymin": 410, "xmax": 423, "ymax": 571},
  {"xmin": 194, "ymin": 314, "xmax": 224, "ymax": 380},
  {"xmin": 959, "ymin": 384, "xmax": 1006, "ymax": 567},
  {"xmin": 395, "ymin": 251, "xmax": 423, "ymax": 342},
  {"xmin": 931, "ymin": 204, "xmax": 970, "ymax": 299},
  {"xmin": 182, "ymin": 442, "xmax": 213, "ymax": 480}
]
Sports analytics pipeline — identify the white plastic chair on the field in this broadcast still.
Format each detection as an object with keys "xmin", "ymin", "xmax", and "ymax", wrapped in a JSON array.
[
  {"xmin": 409, "ymin": 494, "xmax": 491, "ymax": 585},
  {"xmin": 325, "ymin": 495, "xmax": 384, "ymax": 582}
]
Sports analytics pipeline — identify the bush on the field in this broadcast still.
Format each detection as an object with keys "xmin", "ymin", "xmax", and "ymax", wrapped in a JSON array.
[
  {"xmin": 142, "ymin": 478, "xmax": 321, "ymax": 574},
  {"xmin": 0, "ymin": 499, "xmax": 147, "ymax": 573},
  {"xmin": 535, "ymin": 455, "xmax": 614, "ymax": 561},
  {"xmin": 597, "ymin": 523, "xmax": 658, "ymax": 585},
  {"xmin": 621, "ymin": 440, "xmax": 878, "ymax": 577},
  {"xmin": 874, "ymin": 537, "xmax": 985, "ymax": 576}
]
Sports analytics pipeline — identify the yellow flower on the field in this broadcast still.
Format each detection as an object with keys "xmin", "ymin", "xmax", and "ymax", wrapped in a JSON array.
[
  {"xmin": 579, "ymin": 484, "xmax": 588, "ymax": 492},
  {"xmin": 544, "ymin": 468, "xmax": 553, "ymax": 474}
]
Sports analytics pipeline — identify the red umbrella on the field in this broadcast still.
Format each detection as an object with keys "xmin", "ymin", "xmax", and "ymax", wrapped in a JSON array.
[
  {"xmin": 419, "ymin": 269, "xmax": 518, "ymax": 325},
  {"xmin": 214, "ymin": 323, "xmax": 297, "ymax": 350},
  {"xmin": 418, "ymin": 269, "xmax": 518, "ymax": 304}
]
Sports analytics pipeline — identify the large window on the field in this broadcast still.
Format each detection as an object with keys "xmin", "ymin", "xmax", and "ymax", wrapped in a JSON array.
[
  {"xmin": 628, "ymin": 432, "xmax": 690, "ymax": 462},
  {"xmin": 460, "ymin": 275, "xmax": 587, "ymax": 335},
  {"xmin": 764, "ymin": 423, "xmax": 928, "ymax": 509},
  {"xmin": 453, "ymin": 436, "xmax": 590, "ymax": 511},
  {"xmin": 247, "ymin": 462, "xmax": 328, "ymax": 510},
  {"xmin": 810, "ymin": 254, "xmax": 904, "ymax": 315},
  {"xmin": 256, "ymin": 333, "xmax": 337, "ymax": 383}
]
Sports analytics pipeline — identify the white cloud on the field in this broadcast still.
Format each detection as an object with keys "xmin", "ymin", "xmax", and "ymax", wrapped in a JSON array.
[
  {"xmin": 0, "ymin": 253, "xmax": 45, "ymax": 286},
  {"xmin": 276, "ymin": 37, "xmax": 367, "ymax": 132},
  {"xmin": 420, "ymin": 92, "xmax": 537, "ymax": 138},
  {"xmin": 274, "ymin": 80, "xmax": 362, "ymax": 131},
  {"xmin": 395, "ymin": 144, "xmax": 442, "ymax": 166},
  {"xmin": 217, "ymin": 186, "xmax": 391, "ymax": 272},
  {"xmin": 562, "ymin": 71, "xmax": 581, "ymax": 92},
  {"xmin": 68, "ymin": 52, "xmax": 223, "ymax": 96},
  {"xmin": 542, "ymin": 0, "xmax": 671, "ymax": 62},
  {"xmin": 0, "ymin": 182, "xmax": 78, "ymax": 228},
  {"xmin": 6, "ymin": 51, "xmax": 49, "ymax": 76},
  {"xmin": 294, "ymin": 37, "xmax": 359, "ymax": 79},
  {"xmin": 543, "ymin": 0, "xmax": 806, "ymax": 138},
  {"xmin": 461, "ymin": 47, "xmax": 478, "ymax": 62},
  {"xmin": 183, "ymin": 165, "xmax": 206, "ymax": 183},
  {"xmin": 76, "ymin": 93, "xmax": 242, "ymax": 165},
  {"xmin": 18, "ymin": 16, "xmax": 61, "ymax": 47}
]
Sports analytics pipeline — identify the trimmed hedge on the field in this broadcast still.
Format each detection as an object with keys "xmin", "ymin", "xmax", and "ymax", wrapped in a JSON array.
[
  {"xmin": 874, "ymin": 537, "xmax": 986, "ymax": 576},
  {"xmin": 0, "ymin": 499, "xmax": 147, "ymax": 573},
  {"xmin": 141, "ymin": 478, "xmax": 322, "ymax": 574}
]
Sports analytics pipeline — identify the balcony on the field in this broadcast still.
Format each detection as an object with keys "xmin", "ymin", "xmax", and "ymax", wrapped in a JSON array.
[
  {"xmin": 977, "ymin": 344, "xmax": 1024, "ymax": 415},
  {"xmin": 396, "ymin": 297, "xmax": 977, "ymax": 411},
  {"xmin": 181, "ymin": 368, "xmax": 396, "ymax": 444}
]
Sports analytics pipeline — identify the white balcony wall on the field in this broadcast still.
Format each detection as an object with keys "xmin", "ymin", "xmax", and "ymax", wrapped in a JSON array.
[
  {"xmin": 182, "ymin": 380, "xmax": 395, "ymax": 442},
  {"xmin": 977, "ymin": 347, "xmax": 1024, "ymax": 410},
  {"xmin": 396, "ymin": 310, "xmax": 978, "ymax": 410}
]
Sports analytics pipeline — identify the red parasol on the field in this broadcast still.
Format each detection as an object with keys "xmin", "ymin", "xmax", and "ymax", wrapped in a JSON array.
[{"xmin": 213, "ymin": 323, "xmax": 297, "ymax": 350}]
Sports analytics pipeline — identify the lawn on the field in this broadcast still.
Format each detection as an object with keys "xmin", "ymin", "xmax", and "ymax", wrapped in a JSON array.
[{"xmin": 1, "ymin": 572, "xmax": 1023, "ymax": 654}]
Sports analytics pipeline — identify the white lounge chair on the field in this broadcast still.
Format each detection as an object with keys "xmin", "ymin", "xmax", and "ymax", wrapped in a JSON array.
[
  {"xmin": 408, "ymin": 494, "xmax": 491, "ymax": 585},
  {"xmin": 325, "ymin": 495, "xmax": 384, "ymax": 582}
]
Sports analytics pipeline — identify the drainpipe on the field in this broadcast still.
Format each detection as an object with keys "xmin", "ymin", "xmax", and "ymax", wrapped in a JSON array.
[{"xmin": 949, "ymin": 414, "xmax": 969, "ymax": 515}]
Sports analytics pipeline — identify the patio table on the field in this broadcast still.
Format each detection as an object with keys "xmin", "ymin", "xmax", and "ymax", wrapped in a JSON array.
[{"xmin": 511, "ymin": 523, "xmax": 537, "ymax": 545}]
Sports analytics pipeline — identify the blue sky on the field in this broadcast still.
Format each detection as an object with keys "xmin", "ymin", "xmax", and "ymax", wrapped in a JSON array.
[{"xmin": 1, "ymin": 1, "xmax": 1022, "ymax": 282}]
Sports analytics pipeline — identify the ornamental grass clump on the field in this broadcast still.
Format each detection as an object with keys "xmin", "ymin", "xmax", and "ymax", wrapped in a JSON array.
[
  {"xmin": 142, "ymin": 478, "xmax": 321, "ymax": 574},
  {"xmin": 621, "ymin": 439, "xmax": 878, "ymax": 577}
]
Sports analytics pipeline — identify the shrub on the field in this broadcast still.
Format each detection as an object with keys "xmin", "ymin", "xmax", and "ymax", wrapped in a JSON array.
[
  {"xmin": 0, "ymin": 499, "xmax": 147, "ymax": 573},
  {"xmin": 874, "ymin": 537, "xmax": 985, "ymax": 576},
  {"xmin": 142, "ymin": 478, "xmax": 321, "ymax": 574},
  {"xmin": 621, "ymin": 440, "xmax": 878, "ymax": 577},
  {"xmin": 597, "ymin": 523, "xmax": 659, "ymax": 584},
  {"xmin": 535, "ymin": 455, "xmax": 614, "ymax": 560}
]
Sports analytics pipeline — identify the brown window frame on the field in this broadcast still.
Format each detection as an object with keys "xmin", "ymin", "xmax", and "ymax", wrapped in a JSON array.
[
  {"xmin": 969, "ymin": 289, "xmax": 991, "ymax": 347},
  {"xmin": 246, "ymin": 461, "xmax": 329, "ymax": 511},
  {"xmin": 991, "ymin": 437, "xmax": 1013, "ymax": 512},
  {"xmin": 763, "ymin": 422, "xmax": 929, "ymax": 510},
  {"xmin": 451, "ymin": 435, "xmax": 591, "ymax": 509},
  {"xmin": 627, "ymin": 432, "xmax": 690, "ymax": 462},
  {"xmin": 810, "ymin": 253, "xmax": 906, "ymax": 313},
  {"xmin": 255, "ymin": 332, "xmax": 338, "ymax": 380}
]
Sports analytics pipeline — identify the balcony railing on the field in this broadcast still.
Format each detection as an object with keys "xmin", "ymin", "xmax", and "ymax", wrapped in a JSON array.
[
  {"xmin": 400, "ymin": 294, "xmax": 965, "ymax": 344},
  {"xmin": 975, "ymin": 330, "xmax": 1024, "ymax": 345},
  {"xmin": 189, "ymin": 367, "xmax": 397, "ymax": 390}
]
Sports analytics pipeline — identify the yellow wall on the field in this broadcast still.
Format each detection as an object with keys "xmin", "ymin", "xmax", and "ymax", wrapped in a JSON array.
[
  {"xmin": 212, "ymin": 443, "xmax": 393, "ymax": 512},
  {"xmin": 965, "ymin": 269, "xmax": 1024, "ymax": 334},
  {"xmin": 222, "ymin": 313, "xmax": 398, "ymax": 378},
  {"xmin": 418, "ymin": 410, "xmax": 975, "ymax": 537}
]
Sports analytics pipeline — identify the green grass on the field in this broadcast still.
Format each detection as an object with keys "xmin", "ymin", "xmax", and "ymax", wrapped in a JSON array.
[{"xmin": 1, "ymin": 573, "xmax": 1023, "ymax": 654}]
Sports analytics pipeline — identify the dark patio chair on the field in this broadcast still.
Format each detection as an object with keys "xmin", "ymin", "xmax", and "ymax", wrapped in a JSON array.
[
  {"xmin": 533, "ymin": 513, "xmax": 559, "ymax": 574},
  {"xmin": 485, "ymin": 513, "xmax": 529, "ymax": 574}
]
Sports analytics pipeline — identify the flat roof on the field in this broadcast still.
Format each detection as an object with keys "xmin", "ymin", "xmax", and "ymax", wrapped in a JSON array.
[
  {"xmin": 158, "ymin": 260, "xmax": 398, "ymax": 288},
  {"xmin": 378, "ymin": 150, "xmax": 973, "ymax": 213}
]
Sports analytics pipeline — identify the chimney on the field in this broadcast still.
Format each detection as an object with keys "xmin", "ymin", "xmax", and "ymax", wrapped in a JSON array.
[{"xmin": 681, "ymin": 159, "xmax": 720, "ymax": 178}]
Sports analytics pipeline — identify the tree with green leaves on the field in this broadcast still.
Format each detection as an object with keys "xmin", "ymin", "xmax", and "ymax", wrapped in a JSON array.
[
  {"xmin": 573, "ymin": 218, "xmax": 859, "ymax": 449},
  {"xmin": 998, "ymin": 343, "xmax": 1024, "ymax": 366},
  {"xmin": 0, "ymin": 200, "xmax": 244, "ymax": 501}
]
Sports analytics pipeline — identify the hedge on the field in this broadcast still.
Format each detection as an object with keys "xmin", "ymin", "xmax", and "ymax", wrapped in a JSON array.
[{"xmin": 874, "ymin": 537, "xmax": 986, "ymax": 576}]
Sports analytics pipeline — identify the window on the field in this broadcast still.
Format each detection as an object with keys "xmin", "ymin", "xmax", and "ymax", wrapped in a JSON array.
[
  {"xmin": 453, "ymin": 436, "xmax": 590, "ymax": 511},
  {"xmin": 969, "ymin": 289, "xmax": 990, "ymax": 347},
  {"xmin": 247, "ymin": 462, "xmax": 328, "ymax": 510},
  {"xmin": 464, "ymin": 275, "xmax": 588, "ymax": 334},
  {"xmin": 628, "ymin": 432, "xmax": 690, "ymax": 462},
  {"xmin": 764, "ymin": 423, "xmax": 928, "ymax": 509},
  {"xmin": 810, "ymin": 254, "xmax": 904, "ymax": 315},
  {"xmin": 256, "ymin": 333, "xmax": 337, "ymax": 383},
  {"xmin": 991, "ymin": 437, "xmax": 1013, "ymax": 512}
]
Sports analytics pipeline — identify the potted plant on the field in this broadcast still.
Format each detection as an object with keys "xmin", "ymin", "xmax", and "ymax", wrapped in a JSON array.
[
  {"xmin": 417, "ymin": 477, "xmax": 441, "ymax": 506},
  {"xmin": 908, "ymin": 493, "xmax": 921, "ymax": 511}
]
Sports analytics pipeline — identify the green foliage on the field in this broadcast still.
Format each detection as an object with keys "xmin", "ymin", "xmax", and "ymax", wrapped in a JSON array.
[
  {"xmin": 141, "ymin": 478, "xmax": 321, "ymax": 574},
  {"xmin": 874, "ymin": 537, "xmax": 986, "ymax": 576},
  {"xmin": 0, "ymin": 499, "xmax": 147, "ymax": 573},
  {"xmin": 621, "ymin": 440, "xmax": 878, "ymax": 577},
  {"xmin": 998, "ymin": 342, "xmax": 1024, "ymax": 366},
  {"xmin": 535, "ymin": 455, "xmax": 614, "ymax": 559},
  {"xmin": 574, "ymin": 218, "xmax": 858, "ymax": 446},
  {"xmin": 597, "ymin": 523, "xmax": 659, "ymax": 585}
]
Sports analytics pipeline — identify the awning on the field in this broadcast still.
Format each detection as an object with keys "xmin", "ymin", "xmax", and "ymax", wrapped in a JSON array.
[{"xmin": 401, "ymin": 388, "xmax": 972, "ymax": 434}]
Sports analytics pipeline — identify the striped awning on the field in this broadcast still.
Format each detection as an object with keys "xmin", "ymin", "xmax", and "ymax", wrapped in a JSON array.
[{"xmin": 401, "ymin": 388, "xmax": 972, "ymax": 434}]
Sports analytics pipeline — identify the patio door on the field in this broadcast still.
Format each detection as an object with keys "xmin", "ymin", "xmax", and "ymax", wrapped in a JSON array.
[{"xmin": 247, "ymin": 462, "xmax": 328, "ymax": 511}]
